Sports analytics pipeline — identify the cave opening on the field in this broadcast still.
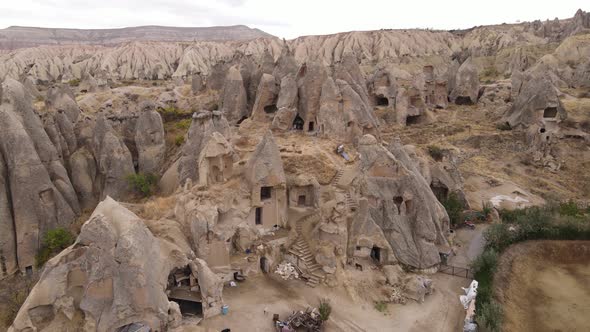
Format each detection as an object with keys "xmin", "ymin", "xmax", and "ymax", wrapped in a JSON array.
[
  {"xmin": 406, "ymin": 115, "xmax": 421, "ymax": 126},
  {"xmin": 376, "ymin": 96, "xmax": 389, "ymax": 106},
  {"xmin": 264, "ymin": 104, "xmax": 278, "ymax": 114},
  {"xmin": 292, "ymin": 114, "xmax": 304, "ymax": 130},
  {"xmin": 166, "ymin": 266, "xmax": 203, "ymax": 318},
  {"xmin": 543, "ymin": 107, "xmax": 557, "ymax": 118},
  {"xmin": 455, "ymin": 96, "xmax": 473, "ymax": 105}
]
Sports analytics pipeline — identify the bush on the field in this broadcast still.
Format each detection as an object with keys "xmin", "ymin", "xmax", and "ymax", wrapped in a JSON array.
[
  {"xmin": 427, "ymin": 145, "xmax": 444, "ymax": 161},
  {"xmin": 175, "ymin": 119, "xmax": 192, "ymax": 130},
  {"xmin": 443, "ymin": 192, "xmax": 463, "ymax": 227},
  {"xmin": 482, "ymin": 67, "xmax": 499, "ymax": 79},
  {"xmin": 35, "ymin": 228, "xmax": 74, "ymax": 267},
  {"xmin": 482, "ymin": 201, "xmax": 493, "ymax": 218},
  {"xmin": 157, "ymin": 106, "xmax": 191, "ymax": 121},
  {"xmin": 318, "ymin": 298, "xmax": 332, "ymax": 321},
  {"xmin": 127, "ymin": 173, "xmax": 158, "ymax": 197},
  {"xmin": 559, "ymin": 200, "xmax": 581, "ymax": 217},
  {"xmin": 477, "ymin": 299, "xmax": 503, "ymax": 332},
  {"xmin": 68, "ymin": 78, "xmax": 81, "ymax": 87},
  {"xmin": 175, "ymin": 135, "xmax": 185, "ymax": 147},
  {"xmin": 374, "ymin": 301, "xmax": 387, "ymax": 313}
]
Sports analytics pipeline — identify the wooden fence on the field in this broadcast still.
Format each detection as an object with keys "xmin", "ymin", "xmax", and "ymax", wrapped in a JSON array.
[{"xmin": 439, "ymin": 264, "xmax": 474, "ymax": 279}]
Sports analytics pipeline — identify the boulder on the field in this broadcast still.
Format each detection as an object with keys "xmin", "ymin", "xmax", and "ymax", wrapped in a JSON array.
[
  {"xmin": 92, "ymin": 116, "xmax": 135, "ymax": 199},
  {"xmin": 383, "ymin": 264, "xmax": 405, "ymax": 285},
  {"xmin": 403, "ymin": 275, "xmax": 434, "ymax": 303},
  {"xmin": 450, "ymin": 57, "xmax": 479, "ymax": 105},
  {"xmin": 219, "ymin": 66, "xmax": 248, "ymax": 124}
]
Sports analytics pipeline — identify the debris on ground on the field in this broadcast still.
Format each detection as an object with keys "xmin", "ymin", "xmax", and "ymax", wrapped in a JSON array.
[
  {"xmin": 389, "ymin": 283, "xmax": 407, "ymax": 304},
  {"xmin": 274, "ymin": 262, "xmax": 300, "ymax": 280},
  {"xmin": 279, "ymin": 307, "xmax": 322, "ymax": 332}
]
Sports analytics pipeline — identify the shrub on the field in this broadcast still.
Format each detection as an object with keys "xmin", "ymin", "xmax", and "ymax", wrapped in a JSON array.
[
  {"xmin": 427, "ymin": 145, "xmax": 444, "ymax": 161},
  {"xmin": 175, "ymin": 119, "xmax": 192, "ymax": 130},
  {"xmin": 559, "ymin": 200, "xmax": 581, "ymax": 217},
  {"xmin": 127, "ymin": 173, "xmax": 158, "ymax": 197},
  {"xmin": 157, "ymin": 106, "xmax": 190, "ymax": 121},
  {"xmin": 35, "ymin": 228, "xmax": 74, "ymax": 267},
  {"xmin": 443, "ymin": 192, "xmax": 463, "ymax": 227},
  {"xmin": 318, "ymin": 298, "xmax": 332, "ymax": 321},
  {"xmin": 482, "ymin": 201, "xmax": 493, "ymax": 218},
  {"xmin": 175, "ymin": 135, "xmax": 185, "ymax": 147},
  {"xmin": 482, "ymin": 67, "xmax": 499, "ymax": 78},
  {"xmin": 374, "ymin": 301, "xmax": 387, "ymax": 313},
  {"xmin": 496, "ymin": 122, "xmax": 512, "ymax": 131},
  {"xmin": 477, "ymin": 299, "xmax": 503, "ymax": 332},
  {"xmin": 68, "ymin": 78, "xmax": 81, "ymax": 87}
]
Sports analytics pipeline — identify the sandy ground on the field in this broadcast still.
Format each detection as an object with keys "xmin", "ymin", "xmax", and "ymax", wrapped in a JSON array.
[
  {"xmin": 449, "ymin": 224, "xmax": 488, "ymax": 268},
  {"xmin": 495, "ymin": 241, "xmax": 590, "ymax": 332},
  {"xmin": 195, "ymin": 271, "xmax": 468, "ymax": 332}
]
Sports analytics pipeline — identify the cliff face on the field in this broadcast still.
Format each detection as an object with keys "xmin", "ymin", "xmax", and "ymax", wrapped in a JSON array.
[{"xmin": 0, "ymin": 25, "xmax": 275, "ymax": 50}]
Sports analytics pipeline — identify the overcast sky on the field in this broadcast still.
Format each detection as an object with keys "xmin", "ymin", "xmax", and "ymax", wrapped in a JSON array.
[{"xmin": 1, "ymin": 0, "xmax": 587, "ymax": 39}]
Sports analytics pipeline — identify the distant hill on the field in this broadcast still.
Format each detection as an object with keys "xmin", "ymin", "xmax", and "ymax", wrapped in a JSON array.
[{"xmin": 0, "ymin": 25, "xmax": 275, "ymax": 50}]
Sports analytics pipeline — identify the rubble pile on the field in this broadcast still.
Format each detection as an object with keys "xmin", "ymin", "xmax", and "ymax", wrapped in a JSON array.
[
  {"xmin": 283, "ymin": 308, "xmax": 323, "ymax": 332},
  {"xmin": 275, "ymin": 262, "xmax": 300, "ymax": 280}
]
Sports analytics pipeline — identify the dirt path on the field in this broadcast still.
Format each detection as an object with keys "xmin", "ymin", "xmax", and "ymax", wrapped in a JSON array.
[
  {"xmin": 196, "ymin": 272, "xmax": 467, "ymax": 332},
  {"xmin": 449, "ymin": 224, "xmax": 488, "ymax": 267}
]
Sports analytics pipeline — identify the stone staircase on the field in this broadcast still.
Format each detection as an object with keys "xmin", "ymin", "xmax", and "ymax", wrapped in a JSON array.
[
  {"xmin": 331, "ymin": 169, "xmax": 344, "ymax": 186},
  {"xmin": 344, "ymin": 192, "xmax": 359, "ymax": 211},
  {"xmin": 289, "ymin": 214, "xmax": 325, "ymax": 287}
]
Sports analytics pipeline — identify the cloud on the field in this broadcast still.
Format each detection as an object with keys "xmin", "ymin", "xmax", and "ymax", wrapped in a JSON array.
[{"xmin": 1, "ymin": 0, "xmax": 588, "ymax": 39}]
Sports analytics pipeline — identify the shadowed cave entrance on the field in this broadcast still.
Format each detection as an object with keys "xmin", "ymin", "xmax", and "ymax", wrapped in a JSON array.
[
  {"xmin": 455, "ymin": 96, "xmax": 473, "ymax": 105},
  {"xmin": 406, "ymin": 115, "xmax": 422, "ymax": 125},
  {"xmin": 376, "ymin": 96, "xmax": 389, "ymax": 106},
  {"xmin": 166, "ymin": 266, "xmax": 203, "ymax": 318},
  {"xmin": 292, "ymin": 114, "xmax": 304, "ymax": 130},
  {"xmin": 543, "ymin": 107, "xmax": 557, "ymax": 118}
]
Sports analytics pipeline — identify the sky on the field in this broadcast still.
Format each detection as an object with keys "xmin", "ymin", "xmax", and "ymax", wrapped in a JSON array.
[{"xmin": 0, "ymin": 0, "xmax": 588, "ymax": 39}]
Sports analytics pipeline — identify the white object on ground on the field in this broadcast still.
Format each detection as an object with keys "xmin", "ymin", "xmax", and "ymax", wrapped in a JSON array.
[
  {"xmin": 274, "ymin": 262, "xmax": 299, "ymax": 280},
  {"xmin": 490, "ymin": 195, "xmax": 529, "ymax": 207}
]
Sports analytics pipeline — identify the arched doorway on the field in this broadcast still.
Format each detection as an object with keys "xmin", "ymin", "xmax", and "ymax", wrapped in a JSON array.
[
  {"xmin": 260, "ymin": 256, "xmax": 268, "ymax": 273},
  {"xmin": 292, "ymin": 115, "xmax": 304, "ymax": 130}
]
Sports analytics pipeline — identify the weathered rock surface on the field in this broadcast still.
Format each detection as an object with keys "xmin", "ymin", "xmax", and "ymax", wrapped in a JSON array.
[
  {"xmin": 0, "ymin": 79, "xmax": 78, "ymax": 274},
  {"xmin": 9, "ymin": 197, "xmax": 189, "ymax": 332},
  {"xmin": 178, "ymin": 111, "xmax": 230, "ymax": 185},
  {"xmin": 219, "ymin": 66, "xmax": 248, "ymax": 124},
  {"xmin": 358, "ymin": 135, "xmax": 450, "ymax": 269},
  {"xmin": 135, "ymin": 101, "xmax": 165, "ymax": 174},
  {"xmin": 450, "ymin": 57, "xmax": 479, "ymax": 105}
]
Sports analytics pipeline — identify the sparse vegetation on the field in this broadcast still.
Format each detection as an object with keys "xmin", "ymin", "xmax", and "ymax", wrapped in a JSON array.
[
  {"xmin": 0, "ymin": 288, "xmax": 27, "ymax": 328},
  {"xmin": 443, "ymin": 192, "xmax": 463, "ymax": 227},
  {"xmin": 427, "ymin": 145, "xmax": 443, "ymax": 161},
  {"xmin": 68, "ymin": 78, "xmax": 81, "ymax": 87},
  {"xmin": 174, "ymin": 135, "xmax": 185, "ymax": 147},
  {"xmin": 35, "ymin": 228, "xmax": 74, "ymax": 268},
  {"xmin": 472, "ymin": 204, "xmax": 590, "ymax": 331},
  {"xmin": 127, "ymin": 172, "xmax": 159, "ymax": 197},
  {"xmin": 175, "ymin": 118, "xmax": 192, "ymax": 130},
  {"xmin": 157, "ymin": 106, "xmax": 192, "ymax": 121},
  {"xmin": 318, "ymin": 298, "xmax": 332, "ymax": 321},
  {"xmin": 374, "ymin": 301, "xmax": 388, "ymax": 313}
]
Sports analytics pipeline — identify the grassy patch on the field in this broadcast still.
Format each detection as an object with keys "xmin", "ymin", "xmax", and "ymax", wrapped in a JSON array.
[
  {"xmin": 127, "ymin": 172, "xmax": 159, "ymax": 197},
  {"xmin": 318, "ymin": 298, "xmax": 332, "ymax": 321},
  {"xmin": 374, "ymin": 301, "xmax": 388, "ymax": 313},
  {"xmin": 35, "ymin": 228, "xmax": 75, "ymax": 268},
  {"xmin": 427, "ymin": 145, "xmax": 444, "ymax": 161},
  {"xmin": 68, "ymin": 78, "xmax": 81, "ymax": 87}
]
